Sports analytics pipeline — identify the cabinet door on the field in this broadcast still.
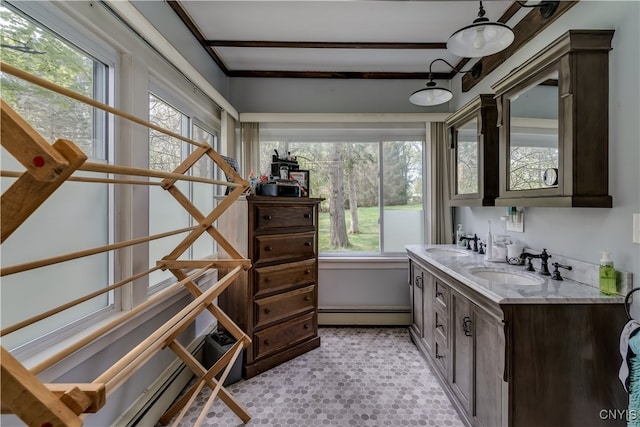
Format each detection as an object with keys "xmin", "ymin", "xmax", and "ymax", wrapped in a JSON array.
[
  {"xmin": 421, "ymin": 269, "xmax": 434, "ymax": 356},
  {"xmin": 451, "ymin": 290, "xmax": 473, "ymax": 414},
  {"xmin": 410, "ymin": 262, "xmax": 424, "ymax": 338},
  {"xmin": 472, "ymin": 305, "xmax": 503, "ymax": 427}
]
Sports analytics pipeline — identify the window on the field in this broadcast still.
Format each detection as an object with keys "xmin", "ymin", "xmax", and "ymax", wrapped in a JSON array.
[
  {"xmin": 259, "ymin": 123, "xmax": 425, "ymax": 255},
  {"xmin": 147, "ymin": 94, "xmax": 219, "ymax": 288},
  {"xmin": 0, "ymin": 5, "xmax": 111, "ymax": 349}
]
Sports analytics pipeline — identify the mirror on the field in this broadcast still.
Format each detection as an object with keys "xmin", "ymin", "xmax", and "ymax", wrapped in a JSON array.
[
  {"xmin": 456, "ymin": 117, "xmax": 479, "ymax": 195},
  {"xmin": 492, "ymin": 30, "xmax": 613, "ymax": 207},
  {"xmin": 445, "ymin": 94, "xmax": 498, "ymax": 206},
  {"xmin": 508, "ymin": 72, "xmax": 559, "ymax": 191}
]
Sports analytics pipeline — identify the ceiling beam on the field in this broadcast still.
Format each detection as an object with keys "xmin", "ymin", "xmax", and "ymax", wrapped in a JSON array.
[
  {"xmin": 205, "ymin": 41, "xmax": 447, "ymax": 49},
  {"xmin": 461, "ymin": 1, "xmax": 579, "ymax": 92},
  {"xmin": 228, "ymin": 70, "xmax": 454, "ymax": 80},
  {"xmin": 167, "ymin": 0, "xmax": 229, "ymax": 73}
]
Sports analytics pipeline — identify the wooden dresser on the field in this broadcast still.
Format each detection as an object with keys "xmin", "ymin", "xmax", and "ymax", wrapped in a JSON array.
[{"xmin": 218, "ymin": 195, "xmax": 322, "ymax": 378}]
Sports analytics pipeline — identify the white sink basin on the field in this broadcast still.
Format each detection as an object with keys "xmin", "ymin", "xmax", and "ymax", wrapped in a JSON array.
[
  {"xmin": 469, "ymin": 267, "xmax": 544, "ymax": 286},
  {"xmin": 425, "ymin": 247, "xmax": 470, "ymax": 257}
]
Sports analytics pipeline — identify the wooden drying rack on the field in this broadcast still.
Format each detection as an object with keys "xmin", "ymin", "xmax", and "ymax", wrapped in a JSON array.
[{"xmin": 0, "ymin": 62, "xmax": 252, "ymax": 426}]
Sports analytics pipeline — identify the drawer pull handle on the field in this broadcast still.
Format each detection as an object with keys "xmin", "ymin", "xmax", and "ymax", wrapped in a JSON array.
[
  {"xmin": 304, "ymin": 241, "xmax": 312, "ymax": 247},
  {"xmin": 264, "ymin": 277, "xmax": 271, "ymax": 282},
  {"xmin": 304, "ymin": 270, "xmax": 311, "ymax": 274},
  {"xmin": 265, "ymin": 246, "xmax": 273, "ymax": 251},
  {"xmin": 436, "ymin": 323, "xmax": 443, "ymax": 330},
  {"xmin": 303, "ymin": 324, "xmax": 309, "ymax": 329},
  {"xmin": 264, "ymin": 308, "xmax": 271, "ymax": 314},
  {"xmin": 304, "ymin": 296, "xmax": 311, "ymax": 301},
  {"xmin": 463, "ymin": 316, "xmax": 473, "ymax": 337},
  {"xmin": 264, "ymin": 340, "xmax": 270, "ymax": 345},
  {"xmin": 436, "ymin": 352, "xmax": 444, "ymax": 360},
  {"xmin": 303, "ymin": 213, "xmax": 311, "ymax": 219},
  {"xmin": 263, "ymin": 215, "xmax": 272, "ymax": 220},
  {"xmin": 435, "ymin": 290, "xmax": 444, "ymax": 298}
]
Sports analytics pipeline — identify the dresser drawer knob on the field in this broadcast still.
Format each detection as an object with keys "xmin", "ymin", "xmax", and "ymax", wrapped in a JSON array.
[
  {"xmin": 304, "ymin": 269, "xmax": 311, "ymax": 274},
  {"xmin": 265, "ymin": 246, "xmax": 273, "ymax": 251},
  {"xmin": 303, "ymin": 213, "xmax": 311, "ymax": 219},
  {"xmin": 303, "ymin": 324, "xmax": 309, "ymax": 329},
  {"xmin": 304, "ymin": 296, "xmax": 311, "ymax": 302},
  {"xmin": 304, "ymin": 241, "xmax": 312, "ymax": 247},
  {"xmin": 264, "ymin": 277, "xmax": 271, "ymax": 282},
  {"xmin": 264, "ymin": 340, "xmax": 270, "ymax": 345},
  {"xmin": 263, "ymin": 215, "xmax": 272, "ymax": 220},
  {"xmin": 264, "ymin": 308, "xmax": 271, "ymax": 314}
]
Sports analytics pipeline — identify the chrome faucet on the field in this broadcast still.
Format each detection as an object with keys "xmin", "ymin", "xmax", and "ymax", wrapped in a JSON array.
[{"xmin": 519, "ymin": 248, "xmax": 552, "ymax": 275}]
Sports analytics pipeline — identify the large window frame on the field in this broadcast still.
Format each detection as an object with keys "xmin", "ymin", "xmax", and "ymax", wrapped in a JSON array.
[
  {"xmin": 259, "ymin": 122, "xmax": 426, "ymax": 257},
  {"xmin": 0, "ymin": 2, "xmax": 223, "ymax": 360}
]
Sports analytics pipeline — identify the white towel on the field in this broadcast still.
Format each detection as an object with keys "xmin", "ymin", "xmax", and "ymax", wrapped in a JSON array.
[{"xmin": 619, "ymin": 319, "xmax": 640, "ymax": 392}]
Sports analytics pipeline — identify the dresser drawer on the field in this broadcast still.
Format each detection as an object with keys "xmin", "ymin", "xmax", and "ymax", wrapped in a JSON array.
[
  {"xmin": 254, "ymin": 312, "xmax": 317, "ymax": 360},
  {"xmin": 434, "ymin": 280, "xmax": 450, "ymax": 308},
  {"xmin": 254, "ymin": 204, "xmax": 315, "ymax": 232},
  {"xmin": 254, "ymin": 285, "xmax": 316, "ymax": 329},
  {"xmin": 254, "ymin": 259, "xmax": 316, "ymax": 297},
  {"xmin": 434, "ymin": 307, "xmax": 448, "ymax": 342},
  {"xmin": 254, "ymin": 232, "xmax": 316, "ymax": 264},
  {"xmin": 433, "ymin": 335, "xmax": 449, "ymax": 376}
]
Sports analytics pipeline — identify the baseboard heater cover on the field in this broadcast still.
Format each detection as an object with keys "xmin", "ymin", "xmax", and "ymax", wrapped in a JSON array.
[{"xmin": 318, "ymin": 306, "xmax": 410, "ymax": 326}]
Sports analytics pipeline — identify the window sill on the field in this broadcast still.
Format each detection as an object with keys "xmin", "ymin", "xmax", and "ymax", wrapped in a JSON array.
[{"xmin": 319, "ymin": 255, "xmax": 408, "ymax": 270}]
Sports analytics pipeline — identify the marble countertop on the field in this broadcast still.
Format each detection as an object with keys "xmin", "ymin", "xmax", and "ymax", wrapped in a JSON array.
[{"xmin": 406, "ymin": 244, "xmax": 624, "ymax": 305}]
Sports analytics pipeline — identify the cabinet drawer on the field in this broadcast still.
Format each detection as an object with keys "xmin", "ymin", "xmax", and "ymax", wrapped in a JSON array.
[
  {"xmin": 254, "ymin": 232, "xmax": 316, "ymax": 264},
  {"xmin": 434, "ymin": 280, "xmax": 450, "ymax": 308},
  {"xmin": 254, "ymin": 259, "xmax": 316, "ymax": 297},
  {"xmin": 254, "ymin": 204, "xmax": 315, "ymax": 232},
  {"xmin": 254, "ymin": 312, "xmax": 317, "ymax": 360},
  {"xmin": 434, "ymin": 307, "xmax": 448, "ymax": 342},
  {"xmin": 433, "ymin": 335, "xmax": 449, "ymax": 376},
  {"xmin": 254, "ymin": 285, "xmax": 316, "ymax": 329}
]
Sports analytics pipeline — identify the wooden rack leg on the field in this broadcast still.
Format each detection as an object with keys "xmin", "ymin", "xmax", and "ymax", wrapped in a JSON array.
[
  {"xmin": 0, "ymin": 347, "xmax": 82, "ymax": 427},
  {"xmin": 1, "ymin": 138, "xmax": 87, "ymax": 243}
]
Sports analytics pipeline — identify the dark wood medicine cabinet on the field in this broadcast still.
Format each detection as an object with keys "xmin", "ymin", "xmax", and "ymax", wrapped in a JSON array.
[
  {"xmin": 492, "ymin": 29, "xmax": 614, "ymax": 208},
  {"xmin": 445, "ymin": 94, "xmax": 499, "ymax": 206}
]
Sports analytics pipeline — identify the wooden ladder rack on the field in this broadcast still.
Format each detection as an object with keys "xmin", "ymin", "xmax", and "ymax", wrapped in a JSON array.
[{"xmin": 0, "ymin": 62, "xmax": 252, "ymax": 426}]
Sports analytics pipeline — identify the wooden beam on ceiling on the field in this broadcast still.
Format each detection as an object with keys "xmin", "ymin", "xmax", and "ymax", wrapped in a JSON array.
[
  {"xmin": 228, "ymin": 70, "xmax": 451, "ymax": 79},
  {"xmin": 461, "ymin": 1, "xmax": 579, "ymax": 92},
  {"xmin": 205, "ymin": 40, "xmax": 447, "ymax": 50},
  {"xmin": 167, "ymin": 0, "xmax": 229, "ymax": 73}
]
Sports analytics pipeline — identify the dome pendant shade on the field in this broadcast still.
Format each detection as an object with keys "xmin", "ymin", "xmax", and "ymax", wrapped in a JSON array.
[
  {"xmin": 409, "ymin": 82, "xmax": 453, "ymax": 106},
  {"xmin": 447, "ymin": 2, "xmax": 515, "ymax": 58},
  {"xmin": 447, "ymin": 21, "xmax": 514, "ymax": 57}
]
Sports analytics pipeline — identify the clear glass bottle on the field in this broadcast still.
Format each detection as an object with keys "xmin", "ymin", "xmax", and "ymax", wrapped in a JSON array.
[
  {"xmin": 456, "ymin": 224, "xmax": 465, "ymax": 247},
  {"xmin": 599, "ymin": 251, "xmax": 617, "ymax": 295}
]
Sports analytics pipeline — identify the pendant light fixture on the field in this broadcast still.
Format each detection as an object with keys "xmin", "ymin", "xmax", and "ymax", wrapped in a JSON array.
[
  {"xmin": 447, "ymin": 1, "xmax": 514, "ymax": 58},
  {"xmin": 409, "ymin": 59, "xmax": 482, "ymax": 107}
]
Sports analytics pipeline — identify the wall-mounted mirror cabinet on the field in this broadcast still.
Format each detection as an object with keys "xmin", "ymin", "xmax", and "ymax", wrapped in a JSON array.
[
  {"xmin": 445, "ymin": 94, "xmax": 499, "ymax": 206},
  {"xmin": 492, "ymin": 30, "xmax": 614, "ymax": 207}
]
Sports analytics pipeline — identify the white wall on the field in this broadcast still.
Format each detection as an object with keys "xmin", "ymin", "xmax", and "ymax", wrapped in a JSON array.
[{"xmin": 452, "ymin": 1, "xmax": 640, "ymax": 279}]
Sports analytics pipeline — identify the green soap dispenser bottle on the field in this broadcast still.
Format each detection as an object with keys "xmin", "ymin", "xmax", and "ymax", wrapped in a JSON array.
[{"xmin": 599, "ymin": 252, "xmax": 617, "ymax": 295}]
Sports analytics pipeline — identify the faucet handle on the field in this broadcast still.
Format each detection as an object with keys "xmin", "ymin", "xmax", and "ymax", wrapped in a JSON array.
[
  {"xmin": 478, "ymin": 241, "xmax": 485, "ymax": 255},
  {"xmin": 551, "ymin": 262, "xmax": 573, "ymax": 280}
]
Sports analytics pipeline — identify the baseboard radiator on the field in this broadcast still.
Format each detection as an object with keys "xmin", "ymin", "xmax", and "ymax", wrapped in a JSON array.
[
  {"xmin": 116, "ymin": 339, "xmax": 205, "ymax": 426},
  {"xmin": 318, "ymin": 306, "xmax": 410, "ymax": 326}
]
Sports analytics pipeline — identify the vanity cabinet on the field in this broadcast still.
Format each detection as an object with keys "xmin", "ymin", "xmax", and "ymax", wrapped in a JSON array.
[
  {"xmin": 492, "ymin": 30, "xmax": 614, "ymax": 207},
  {"xmin": 445, "ymin": 94, "xmax": 499, "ymax": 206},
  {"xmin": 408, "ymin": 252, "xmax": 625, "ymax": 427},
  {"xmin": 218, "ymin": 196, "xmax": 322, "ymax": 378}
]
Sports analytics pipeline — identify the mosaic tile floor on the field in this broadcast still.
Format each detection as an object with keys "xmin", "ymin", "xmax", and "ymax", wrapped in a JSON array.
[{"xmin": 171, "ymin": 327, "xmax": 464, "ymax": 426}]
